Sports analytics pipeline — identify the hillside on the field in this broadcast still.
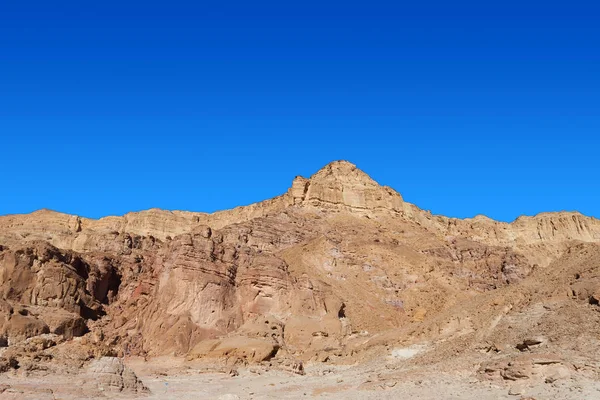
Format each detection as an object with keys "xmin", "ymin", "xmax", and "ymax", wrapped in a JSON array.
[{"xmin": 1, "ymin": 160, "xmax": 600, "ymax": 398}]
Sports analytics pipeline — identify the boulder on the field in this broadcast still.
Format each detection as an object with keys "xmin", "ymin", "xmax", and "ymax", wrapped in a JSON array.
[
  {"xmin": 38, "ymin": 309, "xmax": 87, "ymax": 339},
  {"xmin": 187, "ymin": 337, "xmax": 279, "ymax": 364},
  {"xmin": 1, "ymin": 314, "xmax": 49, "ymax": 344},
  {"xmin": 84, "ymin": 357, "xmax": 149, "ymax": 394}
]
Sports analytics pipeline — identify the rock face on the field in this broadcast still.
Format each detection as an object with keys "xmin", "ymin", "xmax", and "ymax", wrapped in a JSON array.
[
  {"xmin": 289, "ymin": 161, "xmax": 404, "ymax": 212},
  {"xmin": 84, "ymin": 357, "xmax": 149, "ymax": 394},
  {"xmin": 1, "ymin": 160, "xmax": 600, "ymax": 383}
]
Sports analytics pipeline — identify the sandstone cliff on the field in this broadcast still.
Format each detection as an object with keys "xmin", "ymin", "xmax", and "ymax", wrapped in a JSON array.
[{"xmin": 1, "ymin": 160, "xmax": 600, "ymax": 381}]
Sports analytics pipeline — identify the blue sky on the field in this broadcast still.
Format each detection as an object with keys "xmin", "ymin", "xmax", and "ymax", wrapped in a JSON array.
[{"xmin": 1, "ymin": 1, "xmax": 599, "ymax": 221}]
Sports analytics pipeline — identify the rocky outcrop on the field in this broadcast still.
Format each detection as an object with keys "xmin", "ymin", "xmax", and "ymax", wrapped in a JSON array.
[
  {"xmin": 84, "ymin": 357, "xmax": 149, "ymax": 394},
  {"xmin": 0, "ymin": 242, "xmax": 129, "ymax": 348},
  {"xmin": 105, "ymin": 223, "xmax": 339, "ymax": 356},
  {"xmin": 1, "ymin": 314, "xmax": 49, "ymax": 345},
  {"xmin": 0, "ymin": 160, "xmax": 600, "ymax": 382},
  {"xmin": 0, "ymin": 242, "xmax": 111, "ymax": 319},
  {"xmin": 480, "ymin": 353, "xmax": 573, "ymax": 384},
  {"xmin": 289, "ymin": 161, "xmax": 404, "ymax": 212},
  {"xmin": 2, "ymin": 161, "xmax": 599, "ymax": 253},
  {"xmin": 186, "ymin": 336, "xmax": 279, "ymax": 364}
]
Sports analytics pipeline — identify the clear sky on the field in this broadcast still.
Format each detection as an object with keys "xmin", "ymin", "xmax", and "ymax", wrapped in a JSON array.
[{"xmin": 1, "ymin": 1, "xmax": 599, "ymax": 222}]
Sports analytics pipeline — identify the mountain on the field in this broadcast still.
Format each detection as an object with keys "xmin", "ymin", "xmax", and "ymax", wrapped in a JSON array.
[{"xmin": 1, "ymin": 160, "xmax": 600, "ymax": 397}]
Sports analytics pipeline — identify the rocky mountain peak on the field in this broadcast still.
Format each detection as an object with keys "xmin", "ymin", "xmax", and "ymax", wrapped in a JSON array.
[
  {"xmin": 306, "ymin": 160, "xmax": 384, "ymax": 190},
  {"xmin": 288, "ymin": 160, "xmax": 404, "ymax": 211}
]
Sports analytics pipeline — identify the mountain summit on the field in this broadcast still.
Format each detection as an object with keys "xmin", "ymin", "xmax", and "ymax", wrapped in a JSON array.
[{"xmin": 289, "ymin": 160, "xmax": 403, "ymax": 211}]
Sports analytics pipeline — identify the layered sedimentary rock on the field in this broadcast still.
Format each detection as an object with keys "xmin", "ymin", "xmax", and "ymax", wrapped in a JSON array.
[
  {"xmin": 289, "ymin": 161, "xmax": 404, "ymax": 212},
  {"xmin": 1, "ymin": 160, "xmax": 600, "ymax": 383}
]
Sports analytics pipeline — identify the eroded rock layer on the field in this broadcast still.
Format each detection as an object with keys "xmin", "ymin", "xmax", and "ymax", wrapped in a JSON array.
[{"xmin": 1, "ymin": 160, "xmax": 600, "ymax": 387}]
